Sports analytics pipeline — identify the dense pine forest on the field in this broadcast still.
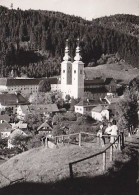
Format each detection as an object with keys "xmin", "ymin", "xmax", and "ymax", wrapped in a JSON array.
[{"xmin": 0, "ymin": 6, "xmax": 138, "ymax": 78}]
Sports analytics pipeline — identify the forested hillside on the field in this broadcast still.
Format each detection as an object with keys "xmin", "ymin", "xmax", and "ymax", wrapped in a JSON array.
[{"xmin": 0, "ymin": 6, "xmax": 138, "ymax": 78}]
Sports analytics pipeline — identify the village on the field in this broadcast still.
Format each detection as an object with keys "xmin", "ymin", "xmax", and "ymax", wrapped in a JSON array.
[{"xmin": 0, "ymin": 39, "xmax": 138, "ymax": 164}]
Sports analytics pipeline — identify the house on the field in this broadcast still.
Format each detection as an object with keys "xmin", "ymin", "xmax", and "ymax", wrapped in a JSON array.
[
  {"xmin": 8, "ymin": 128, "xmax": 28, "ymax": 149},
  {"xmin": 37, "ymin": 121, "xmax": 53, "ymax": 135},
  {"xmin": 0, "ymin": 122, "xmax": 13, "ymax": 139},
  {"xmin": 16, "ymin": 105, "xmax": 30, "ymax": 119},
  {"xmin": 0, "ymin": 93, "xmax": 30, "ymax": 115},
  {"xmin": 11, "ymin": 121, "xmax": 28, "ymax": 130},
  {"xmin": 74, "ymin": 100, "xmax": 95, "ymax": 115},
  {"xmin": 91, "ymin": 105, "xmax": 109, "ymax": 121},
  {"xmin": 74, "ymin": 99, "xmax": 108, "ymax": 115}
]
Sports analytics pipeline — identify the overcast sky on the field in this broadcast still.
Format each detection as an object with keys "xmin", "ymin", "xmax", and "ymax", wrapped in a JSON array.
[{"xmin": 0, "ymin": 0, "xmax": 139, "ymax": 20}]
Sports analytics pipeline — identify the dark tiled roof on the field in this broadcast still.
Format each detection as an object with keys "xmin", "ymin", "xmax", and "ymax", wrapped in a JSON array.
[
  {"xmin": 84, "ymin": 78, "xmax": 105, "ymax": 86},
  {"xmin": 104, "ymin": 78, "xmax": 114, "ymax": 85},
  {"xmin": 92, "ymin": 105, "xmax": 104, "ymax": 113},
  {"xmin": 75, "ymin": 100, "xmax": 95, "ymax": 107},
  {"xmin": 0, "ymin": 93, "xmax": 30, "ymax": 106},
  {"xmin": 75, "ymin": 99, "xmax": 107, "ymax": 107},
  {"xmin": 0, "ymin": 77, "xmax": 58, "ymax": 86},
  {"xmin": 84, "ymin": 87, "xmax": 108, "ymax": 93}
]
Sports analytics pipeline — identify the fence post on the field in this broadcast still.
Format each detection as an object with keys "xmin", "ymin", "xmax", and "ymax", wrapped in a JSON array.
[
  {"xmin": 55, "ymin": 137, "xmax": 57, "ymax": 146},
  {"xmin": 62, "ymin": 135, "xmax": 64, "ymax": 145},
  {"xmin": 118, "ymin": 135, "xmax": 121, "ymax": 151},
  {"xmin": 103, "ymin": 152, "xmax": 106, "ymax": 171},
  {"xmin": 68, "ymin": 135, "xmax": 70, "ymax": 145},
  {"xmin": 110, "ymin": 145, "xmax": 113, "ymax": 161},
  {"xmin": 69, "ymin": 163, "xmax": 73, "ymax": 179},
  {"xmin": 79, "ymin": 133, "xmax": 81, "ymax": 147},
  {"xmin": 121, "ymin": 132, "xmax": 124, "ymax": 148},
  {"xmin": 46, "ymin": 137, "xmax": 48, "ymax": 148}
]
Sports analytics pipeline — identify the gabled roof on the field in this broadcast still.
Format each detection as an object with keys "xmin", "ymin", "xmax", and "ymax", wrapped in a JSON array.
[
  {"xmin": 75, "ymin": 99, "xmax": 107, "ymax": 107},
  {"xmin": 0, "ymin": 122, "xmax": 12, "ymax": 132},
  {"xmin": 84, "ymin": 78, "xmax": 105, "ymax": 86},
  {"xmin": 30, "ymin": 104, "xmax": 59, "ymax": 113},
  {"xmin": 104, "ymin": 78, "xmax": 114, "ymax": 85},
  {"xmin": 11, "ymin": 122, "xmax": 27, "ymax": 129},
  {"xmin": 37, "ymin": 121, "xmax": 53, "ymax": 131},
  {"xmin": 18, "ymin": 105, "xmax": 30, "ymax": 114},
  {"xmin": 0, "ymin": 114, "xmax": 10, "ymax": 122},
  {"xmin": 44, "ymin": 104, "xmax": 59, "ymax": 112},
  {"xmin": 75, "ymin": 100, "xmax": 94, "ymax": 107},
  {"xmin": 9, "ymin": 128, "xmax": 28, "ymax": 139},
  {"xmin": 91, "ymin": 105, "xmax": 104, "ymax": 113},
  {"xmin": 0, "ymin": 93, "xmax": 30, "ymax": 106}
]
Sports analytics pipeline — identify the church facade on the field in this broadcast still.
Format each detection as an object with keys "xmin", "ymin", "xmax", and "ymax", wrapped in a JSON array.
[{"xmin": 52, "ymin": 39, "xmax": 84, "ymax": 99}]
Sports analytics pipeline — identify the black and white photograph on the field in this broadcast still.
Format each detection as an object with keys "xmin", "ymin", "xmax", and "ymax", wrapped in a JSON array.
[{"xmin": 0, "ymin": 0, "xmax": 138, "ymax": 194}]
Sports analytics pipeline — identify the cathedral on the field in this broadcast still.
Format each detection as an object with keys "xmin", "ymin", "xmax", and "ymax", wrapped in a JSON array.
[{"xmin": 60, "ymin": 39, "xmax": 84, "ymax": 99}]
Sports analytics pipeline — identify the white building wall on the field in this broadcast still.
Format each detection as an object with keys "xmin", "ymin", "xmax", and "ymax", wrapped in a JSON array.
[
  {"xmin": 51, "ymin": 84, "xmax": 61, "ymax": 92},
  {"xmin": 61, "ymin": 61, "xmax": 72, "ymax": 86},
  {"xmin": 0, "ymin": 86, "xmax": 8, "ymax": 92},
  {"xmin": 74, "ymin": 106, "xmax": 84, "ymax": 114},
  {"xmin": 91, "ymin": 112, "xmax": 103, "ymax": 121},
  {"xmin": 1, "ymin": 132, "xmax": 11, "ymax": 139},
  {"xmin": 7, "ymin": 85, "xmax": 38, "ymax": 94},
  {"xmin": 71, "ymin": 61, "xmax": 84, "ymax": 99},
  {"xmin": 91, "ymin": 110, "xmax": 109, "ymax": 121}
]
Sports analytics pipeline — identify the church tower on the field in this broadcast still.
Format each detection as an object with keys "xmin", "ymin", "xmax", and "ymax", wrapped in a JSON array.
[
  {"xmin": 72, "ymin": 39, "xmax": 84, "ymax": 99},
  {"xmin": 61, "ymin": 39, "xmax": 72, "ymax": 98}
]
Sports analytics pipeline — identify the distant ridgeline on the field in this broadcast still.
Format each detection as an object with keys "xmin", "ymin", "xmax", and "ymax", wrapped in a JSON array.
[{"xmin": 0, "ymin": 6, "xmax": 138, "ymax": 78}]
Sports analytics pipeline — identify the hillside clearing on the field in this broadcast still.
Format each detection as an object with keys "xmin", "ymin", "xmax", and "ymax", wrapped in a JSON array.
[{"xmin": 85, "ymin": 63, "xmax": 139, "ymax": 80}]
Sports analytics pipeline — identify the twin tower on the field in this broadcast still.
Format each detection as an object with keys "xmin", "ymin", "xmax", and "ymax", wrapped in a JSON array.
[{"xmin": 60, "ymin": 39, "xmax": 84, "ymax": 99}]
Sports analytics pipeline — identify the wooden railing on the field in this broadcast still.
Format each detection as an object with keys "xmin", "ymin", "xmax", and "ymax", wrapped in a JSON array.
[
  {"xmin": 54, "ymin": 132, "xmax": 97, "ymax": 147},
  {"xmin": 68, "ymin": 134, "xmax": 124, "ymax": 179}
]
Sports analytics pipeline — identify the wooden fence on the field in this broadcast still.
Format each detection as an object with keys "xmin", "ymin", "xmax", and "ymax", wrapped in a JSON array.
[
  {"xmin": 68, "ymin": 133, "xmax": 124, "ymax": 179},
  {"xmin": 53, "ymin": 132, "xmax": 124, "ymax": 147},
  {"xmin": 54, "ymin": 132, "xmax": 97, "ymax": 147}
]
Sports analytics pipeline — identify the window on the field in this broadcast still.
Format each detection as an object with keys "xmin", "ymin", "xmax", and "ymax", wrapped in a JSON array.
[
  {"xmin": 63, "ymin": 70, "xmax": 65, "ymax": 73},
  {"xmin": 80, "ymin": 70, "xmax": 82, "ymax": 74},
  {"xmin": 74, "ymin": 70, "xmax": 76, "ymax": 73}
]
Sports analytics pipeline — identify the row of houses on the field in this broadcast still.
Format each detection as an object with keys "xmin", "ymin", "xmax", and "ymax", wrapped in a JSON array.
[{"xmin": 74, "ymin": 95, "xmax": 123, "ymax": 122}]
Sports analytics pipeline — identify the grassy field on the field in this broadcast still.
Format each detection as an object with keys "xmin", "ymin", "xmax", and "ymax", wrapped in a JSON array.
[
  {"xmin": 0, "ymin": 140, "xmax": 138, "ymax": 195},
  {"xmin": 0, "ymin": 143, "xmax": 103, "ymax": 187},
  {"xmin": 0, "ymin": 135, "xmax": 138, "ymax": 194},
  {"xmin": 85, "ymin": 63, "xmax": 139, "ymax": 80}
]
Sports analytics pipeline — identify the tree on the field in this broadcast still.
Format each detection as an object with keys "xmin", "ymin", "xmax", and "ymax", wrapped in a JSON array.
[
  {"xmin": 38, "ymin": 79, "xmax": 51, "ymax": 92},
  {"xmin": 115, "ymin": 83, "xmax": 138, "ymax": 134}
]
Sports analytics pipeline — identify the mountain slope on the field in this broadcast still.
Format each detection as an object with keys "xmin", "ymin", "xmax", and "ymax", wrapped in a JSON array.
[
  {"xmin": 93, "ymin": 14, "xmax": 139, "ymax": 38},
  {"xmin": 0, "ymin": 6, "xmax": 138, "ymax": 78}
]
